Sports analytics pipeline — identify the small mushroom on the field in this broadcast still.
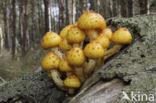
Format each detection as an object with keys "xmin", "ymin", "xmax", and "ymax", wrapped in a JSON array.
[
  {"xmin": 95, "ymin": 34, "xmax": 110, "ymax": 49},
  {"xmin": 59, "ymin": 56, "xmax": 73, "ymax": 76},
  {"xmin": 59, "ymin": 38, "xmax": 72, "ymax": 51},
  {"xmin": 41, "ymin": 52, "xmax": 65, "ymax": 89},
  {"xmin": 66, "ymin": 26, "xmax": 86, "ymax": 48},
  {"xmin": 41, "ymin": 32, "xmax": 63, "ymax": 58},
  {"xmin": 67, "ymin": 47, "xmax": 86, "ymax": 82},
  {"xmin": 100, "ymin": 28, "xmax": 113, "ymax": 40},
  {"xmin": 60, "ymin": 24, "xmax": 73, "ymax": 39},
  {"xmin": 84, "ymin": 41, "xmax": 105, "ymax": 76},
  {"xmin": 104, "ymin": 28, "xmax": 132, "ymax": 59},
  {"xmin": 64, "ymin": 74, "xmax": 81, "ymax": 94},
  {"xmin": 78, "ymin": 10, "xmax": 106, "ymax": 30}
]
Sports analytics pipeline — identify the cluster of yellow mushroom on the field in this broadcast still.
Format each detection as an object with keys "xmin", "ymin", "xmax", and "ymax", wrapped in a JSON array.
[{"xmin": 41, "ymin": 11, "xmax": 133, "ymax": 94}]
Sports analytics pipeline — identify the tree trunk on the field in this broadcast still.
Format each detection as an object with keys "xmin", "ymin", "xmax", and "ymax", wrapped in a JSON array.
[
  {"xmin": 0, "ymin": 25, "xmax": 2, "ymax": 54},
  {"xmin": 22, "ymin": 0, "xmax": 28, "ymax": 55},
  {"xmin": 112, "ymin": 0, "xmax": 118, "ymax": 17},
  {"xmin": 58, "ymin": 0, "xmax": 64, "ymax": 31},
  {"xmin": 2, "ymin": 0, "xmax": 9, "ymax": 50},
  {"xmin": 120, "ymin": 0, "xmax": 128, "ymax": 17},
  {"xmin": 89, "ymin": 0, "xmax": 98, "ymax": 12},
  {"xmin": 31, "ymin": 0, "xmax": 35, "ymax": 48},
  {"xmin": 144, "ymin": 0, "xmax": 150, "ymax": 14},
  {"xmin": 11, "ymin": 0, "xmax": 16, "ymax": 58},
  {"xmin": 139, "ymin": 0, "xmax": 149, "ymax": 14},
  {"xmin": 44, "ymin": 0, "xmax": 51, "ymax": 32},
  {"xmin": 79, "ymin": 0, "xmax": 84, "ymax": 14},
  {"xmin": 128, "ymin": 0, "xmax": 134, "ymax": 17},
  {"xmin": 68, "ymin": 0, "xmax": 74, "ymax": 24},
  {"xmin": 65, "ymin": 0, "xmax": 69, "ymax": 25}
]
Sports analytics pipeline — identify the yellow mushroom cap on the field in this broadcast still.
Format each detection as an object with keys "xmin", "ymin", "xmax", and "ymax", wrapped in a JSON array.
[
  {"xmin": 67, "ymin": 47, "xmax": 85, "ymax": 66},
  {"xmin": 59, "ymin": 38, "xmax": 72, "ymax": 51},
  {"xmin": 41, "ymin": 32, "xmax": 61, "ymax": 49},
  {"xmin": 66, "ymin": 26, "xmax": 86, "ymax": 44},
  {"xmin": 96, "ymin": 34, "xmax": 110, "ymax": 48},
  {"xmin": 59, "ymin": 57, "xmax": 73, "ymax": 72},
  {"xmin": 84, "ymin": 41, "xmax": 105, "ymax": 59},
  {"xmin": 60, "ymin": 25, "xmax": 73, "ymax": 38},
  {"xmin": 64, "ymin": 74, "xmax": 81, "ymax": 88},
  {"xmin": 41, "ymin": 52, "xmax": 60, "ymax": 70},
  {"xmin": 112, "ymin": 28, "xmax": 133, "ymax": 44},
  {"xmin": 101, "ymin": 28, "xmax": 113, "ymax": 40},
  {"xmin": 78, "ymin": 11, "xmax": 106, "ymax": 30}
]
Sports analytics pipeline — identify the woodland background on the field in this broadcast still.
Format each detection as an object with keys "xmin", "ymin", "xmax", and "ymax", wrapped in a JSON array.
[{"xmin": 0, "ymin": 0, "xmax": 155, "ymax": 81}]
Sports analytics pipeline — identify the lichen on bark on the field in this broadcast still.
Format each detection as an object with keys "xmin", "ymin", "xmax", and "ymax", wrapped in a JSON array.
[
  {"xmin": 0, "ymin": 71, "xmax": 65, "ymax": 103},
  {"xmin": 101, "ymin": 15, "xmax": 156, "ymax": 103}
]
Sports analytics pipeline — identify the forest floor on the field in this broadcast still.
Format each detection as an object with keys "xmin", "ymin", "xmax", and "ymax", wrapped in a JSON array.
[{"xmin": 0, "ymin": 47, "xmax": 48, "ymax": 81}]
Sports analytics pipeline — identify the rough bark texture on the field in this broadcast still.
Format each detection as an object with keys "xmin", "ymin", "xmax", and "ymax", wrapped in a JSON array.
[
  {"xmin": 0, "ymin": 15, "xmax": 156, "ymax": 103},
  {"xmin": 0, "ymin": 71, "xmax": 65, "ymax": 103}
]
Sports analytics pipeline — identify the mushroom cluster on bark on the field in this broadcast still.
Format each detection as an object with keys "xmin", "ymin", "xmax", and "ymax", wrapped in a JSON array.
[{"xmin": 41, "ymin": 10, "xmax": 133, "ymax": 94}]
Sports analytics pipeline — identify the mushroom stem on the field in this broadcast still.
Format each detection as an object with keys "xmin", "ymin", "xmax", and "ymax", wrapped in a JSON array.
[
  {"xmin": 103, "ymin": 44, "xmax": 122, "ymax": 60},
  {"xmin": 72, "ymin": 42, "xmax": 83, "ymax": 48},
  {"xmin": 68, "ymin": 88, "xmax": 75, "ymax": 95},
  {"xmin": 86, "ymin": 30, "xmax": 99, "ymax": 41},
  {"xmin": 74, "ymin": 66, "xmax": 85, "ymax": 82},
  {"xmin": 84, "ymin": 59, "xmax": 96, "ymax": 77},
  {"xmin": 50, "ymin": 70, "xmax": 66, "ymax": 90},
  {"xmin": 51, "ymin": 47, "xmax": 63, "ymax": 59},
  {"xmin": 73, "ymin": 43, "xmax": 80, "ymax": 47},
  {"xmin": 95, "ymin": 58, "xmax": 104, "ymax": 70}
]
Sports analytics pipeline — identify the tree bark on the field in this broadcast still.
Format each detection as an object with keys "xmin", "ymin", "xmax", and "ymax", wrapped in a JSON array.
[
  {"xmin": 18, "ymin": 1, "xmax": 23, "ymax": 48},
  {"xmin": 31, "ymin": 0, "xmax": 35, "ymax": 48},
  {"xmin": 112, "ymin": 0, "xmax": 118, "ymax": 17},
  {"xmin": 22, "ymin": 0, "xmax": 28, "ymax": 55},
  {"xmin": 2, "ymin": 0, "xmax": 9, "ymax": 50},
  {"xmin": 58, "ymin": 0, "xmax": 64, "ymax": 31},
  {"xmin": 44, "ymin": 0, "xmax": 51, "ymax": 32},
  {"xmin": 128, "ymin": 0, "xmax": 134, "ymax": 17},
  {"xmin": 11, "ymin": 0, "xmax": 16, "ymax": 57},
  {"xmin": 68, "ymin": 0, "xmax": 74, "ymax": 24},
  {"xmin": 139, "ymin": 0, "xmax": 149, "ymax": 14},
  {"xmin": 65, "ymin": 0, "xmax": 69, "ymax": 25},
  {"xmin": 120, "ymin": 0, "xmax": 128, "ymax": 17}
]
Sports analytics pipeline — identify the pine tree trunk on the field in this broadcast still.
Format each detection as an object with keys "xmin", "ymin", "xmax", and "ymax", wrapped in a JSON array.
[
  {"xmin": 144, "ymin": 0, "xmax": 150, "ymax": 14},
  {"xmin": 112, "ymin": 0, "xmax": 118, "ymax": 17},
  {"xmin": 2, "ymin": 0, "xmax": 9, "ymax": 50},
  {"xmin": 68, "ymin": 0, "xmax": 74, "ymax": 24},
  {"xmin": 22, "ymin": 0, "xmax": 28, "ymax": 55},
  {"xmin": 11, "ymin": 0, "xmax": 16, "ymax": 57},
  {"xmin": 120, "ymin": 0, "xmax": 128, "ymax": 17},
  {"xmin": 58, "ymin": 0, "xmax": 64, "ymax": 31},
  {"xmin": 31, "ymin": 0, "xmax": 35, "ymax": 48},
  {"xmin": 65, "ymin": 0, "xmax": 69, "ymax": 25},
  {"xmin": 38, "ymin": 0, "xmax": 42, "ymax": 34},
  {"xmin": 44, "ymin": 0, "xmax": 51, "ymax": 32},
  {"xmin": 79, "ymin": 0, "xmax": 84, "ymax": 14},
  {"xmin": 139, "ymin": 0, "xmax": 149, "ymax": 14},
  {"xmin": 128, "ymin": 0, "xmax": 134, "ymax": 17}
]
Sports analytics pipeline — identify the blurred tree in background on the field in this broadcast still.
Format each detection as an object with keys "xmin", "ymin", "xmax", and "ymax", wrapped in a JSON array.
[{"xmin": 0, "ymin": 0, "xmax": 155, "ymax": 57}]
